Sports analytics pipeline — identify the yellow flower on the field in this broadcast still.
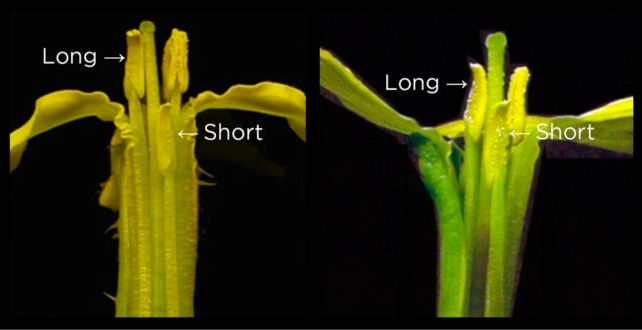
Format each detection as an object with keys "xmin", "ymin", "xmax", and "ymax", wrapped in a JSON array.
[{"xmin": 10, "ymin": 21, "xmax": 305, "ymax": 317}]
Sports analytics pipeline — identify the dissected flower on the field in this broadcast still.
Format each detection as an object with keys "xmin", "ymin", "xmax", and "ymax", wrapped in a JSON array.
[
  {"xmin": 10, "ymin": 21, "xmax": 306, "ymax": 317},
  {"xmin": 320, "ymin": 32, "xmax": 632, "ymax": 317}
]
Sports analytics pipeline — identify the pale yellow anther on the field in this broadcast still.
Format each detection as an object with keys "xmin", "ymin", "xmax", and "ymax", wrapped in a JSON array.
[
  {"xmin": 506, "ymin": 67, "xmax": 530, "ymax": 145},
  {"xmin": 463, "ymin": 63, "xmax": 488, "ymax": 141},
  {"xmin": 124, "ymin": 30, "xmax": 146, "ymax": 99},
  {"xmin": 162, "ymin": 28, "xmax": 189, "ymax": 101}
]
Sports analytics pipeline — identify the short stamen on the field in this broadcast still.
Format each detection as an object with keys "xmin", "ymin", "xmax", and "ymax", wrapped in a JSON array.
[{"xmin": 506, "ymin": 67, "xmax": 530, "ymax": 145}]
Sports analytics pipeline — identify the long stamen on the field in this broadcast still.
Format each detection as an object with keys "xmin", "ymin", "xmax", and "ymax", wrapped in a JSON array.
[{"xmin": 119, "ymin": 28, "xmax": 154, "ymax": 317}]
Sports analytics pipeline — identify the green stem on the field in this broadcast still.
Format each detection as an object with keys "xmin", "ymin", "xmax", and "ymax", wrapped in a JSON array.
[
  {"xmin": 469, "ymin": 171, "xmax": 491, "ymax": 316},
  {"xmin": 461, "ymin": 132, "xmax": 479, "ymax": 316},
  {"xmin": 504, "ymin": 133, "xmax": 541, "ymax": 315},
  {"xmin": 410, "ymin": 133, "xmax": 468, "ymax": 317},
  {"xmin": 485, "ymin": 173, "xmax": 507, "ymax": 316}
]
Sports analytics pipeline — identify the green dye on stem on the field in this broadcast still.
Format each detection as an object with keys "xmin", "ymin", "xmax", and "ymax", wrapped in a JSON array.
[{"xmin": 410, "ymin": 132, "xmax": 468, "ymax": 317}]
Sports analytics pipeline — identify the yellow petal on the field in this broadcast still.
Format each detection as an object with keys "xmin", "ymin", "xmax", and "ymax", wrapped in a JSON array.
[
  {"xmin": 436, "ymin": 119, "xmax": 465, "ymax": 139},
  {"xmin": 320, "ymin": 48, "xmax": 422, "ymax": 135},
  {"xmin": 99, "ymin": 175, "xmax": 120, "ymax": 212},
  {"xmin": 579, "ymin": 97, "xmax": 632, "ymax": 122},
  {"xmin": 99, "ymin": 128, "xmax": 125, "ymax": 211},
  {"xmin": 525, "ymin": 97, "xmax": 633, "ymax": 154},
  {"xmin": 10, "ymin": 91, "xmax": 126, "ymax": 173},
  {"xmin": 192, "ymin": 82, "xmax": 306, "ymax": 141}
]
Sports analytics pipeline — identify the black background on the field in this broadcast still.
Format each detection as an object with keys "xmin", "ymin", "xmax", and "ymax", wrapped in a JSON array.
[
  {"xmin": 321, "ymin": 13, "xmax": 632, "ymax": 317},
  {"xmin": 10, "ymin": 12, "xmax": 306, "ymax": 317}
]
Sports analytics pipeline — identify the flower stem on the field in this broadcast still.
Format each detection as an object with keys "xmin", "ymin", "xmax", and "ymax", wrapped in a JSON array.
[
  {"xmin": 504, "ymin": 133, "xmax": 541, "ymax": 315},
  {"xmin": 411, "ymin": 133, "xmax": 468, "ymax": 317},
  {"xmin": 485, "ymin": 173, "xmax": 507, "ymax": 316}
]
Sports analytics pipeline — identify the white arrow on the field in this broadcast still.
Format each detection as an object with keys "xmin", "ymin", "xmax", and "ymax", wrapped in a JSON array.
[
  {"xmin": 178, "ymin": 130, "xmax": 198, "ymax": 138},
  {"xmin": 510, "ymin": 129, "xmax": 530, "ymax": 138},
  {"xmin": 104, "ymin": 54, "xmax": 125, "ymax": 62},
  {"xmin": 446, "ymin": 80, "xmax": 467, "ymax": 88}
]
